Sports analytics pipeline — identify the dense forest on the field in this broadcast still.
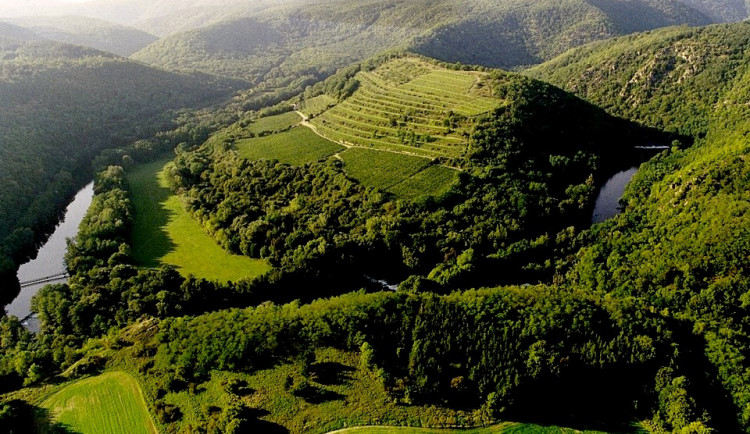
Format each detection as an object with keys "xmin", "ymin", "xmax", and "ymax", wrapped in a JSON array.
[{"xmin": 2, "ymin": 4, "xmax": 750, "ymax": 434}]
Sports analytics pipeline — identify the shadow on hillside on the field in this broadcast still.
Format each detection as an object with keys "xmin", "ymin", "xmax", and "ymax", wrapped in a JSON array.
[
  {"xmin": 311, "ymin": 362, "xmax": 355, "ymax": 386},
  {"xmin": 1, "ymin": 400, "xmax": 79, "ymax": 433},
  {"xmin": 131, "ymin": 161, "xmax": 177, "ymax": 267},
  {"xmin": 244, "ymin": 408, "xmax": 290, "ymax": 433}
]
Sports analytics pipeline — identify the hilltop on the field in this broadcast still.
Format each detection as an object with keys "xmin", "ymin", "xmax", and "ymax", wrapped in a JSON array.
[{"xmin": 3, "ymin": 15, "xmax": 158, "ymax": 56}]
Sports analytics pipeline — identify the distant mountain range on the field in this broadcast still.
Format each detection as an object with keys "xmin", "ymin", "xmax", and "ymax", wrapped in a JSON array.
[{"xmin": 1, "ymin": 15, "xmax": 156, "ymax": 56}]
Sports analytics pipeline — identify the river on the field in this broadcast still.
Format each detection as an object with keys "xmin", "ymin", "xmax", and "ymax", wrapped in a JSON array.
[
  {"xmin": 4, "ymin": 182, "xmax": 95, "ymax": 329},
  {"xmin": 591, "ymin": 167, "xmax": 639, "ymax": 224}
]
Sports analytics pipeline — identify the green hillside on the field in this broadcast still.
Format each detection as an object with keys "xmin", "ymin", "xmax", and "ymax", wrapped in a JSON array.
[
  {"xmin": 526, "ymin": 22, "xmax": 750, "ymax": 137},
  {"xmin": 0, "ymin": 22, "xmax": 42, "ymax": 41},
  {"xmin": 4, "ymin": 12, "xmax": 750, "ymax": 434},
  {"xmin": 158, "ymin": 53, "xmax": 655, "ymax": 300},
  {"xmin": 0, "ymin": 38, "xmax": 237, "ymax": 300},
  {"xmin": 675, "ymin": 0, "xmax": 749, "ymax": 22},
  {"xmin": 4, "ymin": 15, "xmax": 158, "ymax": 56}
]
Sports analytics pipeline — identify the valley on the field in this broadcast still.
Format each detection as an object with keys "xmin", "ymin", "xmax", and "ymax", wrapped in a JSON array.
[{"xmin": 1, "ymin": 1, "xmax": 750, "ymax": 433}]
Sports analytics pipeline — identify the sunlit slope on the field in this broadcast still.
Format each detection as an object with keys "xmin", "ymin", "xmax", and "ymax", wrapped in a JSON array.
[
  {"xmin": 42, "ymin": 371, "xmax": 157, "ymax": 434},
  {"xmin": 308, "ymin": 57, "xmax": 499, "ymax": 159},
  {"xmin": 526, "ymin": 22, "xmax": 750, "ymax": 137}
]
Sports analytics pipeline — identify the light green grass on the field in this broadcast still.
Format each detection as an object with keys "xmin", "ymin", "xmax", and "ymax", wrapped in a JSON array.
[
  {"xmin": 339, "ymin": 148, "xmax": 431, "ymax": 190},
  {"xmin": 127, "ymin": 159, "xmax": 271, "ymax": 282},
  {"xmin": 42, "ymin": 371, "xmax": 157, "ymax": 434},
  {"xmin": 387, "ymin": 165, "xmax": 459, "ymax": 200},
  {"xmin": 309, "ymin": 57, "xmax": 501, "ymax": 159},
  {"xmin": 237, "ymin": 127, "xmax": 345, "ymax": 166},
  {"xmin": 246, "ymin": 111, "xmax": 302, "ymax": 135}
]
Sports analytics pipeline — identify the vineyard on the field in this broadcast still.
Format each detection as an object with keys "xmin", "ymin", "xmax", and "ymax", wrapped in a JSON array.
[
  {"xmin": 236, "ymin": 127, "xmax": 345, "ymax": 166},
  {"xmin": 244, "ymin": 111, "xmax": 303, "ymax": 135},
  {"xmin": 231, "ymin": 57, "xmax": 489, "ymax": 199},
  {"xmin": 309, "ymin": 57, "xmax": 500, "ymax": 159}
]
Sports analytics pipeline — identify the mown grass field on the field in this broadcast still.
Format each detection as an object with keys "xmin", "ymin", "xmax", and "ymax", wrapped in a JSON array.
[
  {"xmin": 309, "ymin": 57, "xmax": 499, "ymax": 158},
  {"xmin": 237, "ymin": 126, "xmax": 345, "ymax": 166},
  {"xmin": 42, "ymin": 371, "xmax": 157, "ymax": 434},
  {"xmin": 127, "ymin": 159, "xmax": 270, "ymax": 282},
  {"xmin": 245, "ymin": 111, "xmax": 303, "ymax": 135}
]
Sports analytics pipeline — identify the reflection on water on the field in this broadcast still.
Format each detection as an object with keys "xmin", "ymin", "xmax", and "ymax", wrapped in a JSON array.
[
  {"xmin": 591, "ymin": 167, "xmax": 638, "ymax": 224},
  {"xmin": 4, "ymin": 182, "xmax": 94, "ymax": 325}
]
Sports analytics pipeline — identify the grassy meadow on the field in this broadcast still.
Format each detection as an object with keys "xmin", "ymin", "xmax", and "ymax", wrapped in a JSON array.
[
  {"xmin": 237, "ymin": 126, "xmax": 345, "ymax": 166},
  {"xmin": 127, "ymin": 159, "xmax": 270, "ymax": 282},
  {"xmin": 42, "ymin": 371, "xmax": 157, "ymax": 434}
]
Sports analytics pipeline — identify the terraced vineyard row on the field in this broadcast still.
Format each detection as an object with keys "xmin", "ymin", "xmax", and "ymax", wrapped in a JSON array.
[
  {"xmin": 309, "ymin": 58, "xmax": 501, "ymax": 159},
  {"xmin": 298, "ymin": 94, "xmax": 336, "ymax": 118}
]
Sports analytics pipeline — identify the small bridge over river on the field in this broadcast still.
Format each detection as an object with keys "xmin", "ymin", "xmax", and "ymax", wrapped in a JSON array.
[{"xmin": 19, "ymin": 272, "xmax": 68, "ymax": 288}]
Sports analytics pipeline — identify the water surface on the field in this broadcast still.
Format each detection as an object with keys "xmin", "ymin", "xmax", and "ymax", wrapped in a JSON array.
[
  {"xmin": 5, "ymin": 182, "xmax": 94, "ymax": 324},
  {"xmin": 591, "ymin": 167, "xmax": 638, "ymax": 224}
]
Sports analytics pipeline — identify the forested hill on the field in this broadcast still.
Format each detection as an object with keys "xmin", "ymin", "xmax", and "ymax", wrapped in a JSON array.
[
  {"xmin": 0, "ymin": 37, "xmax": 237, "ymax": 299},
  {"xmin": 2, "ymin": 16, "xmax": 158, "ymax": 57},
  {"xmin": 0, "ymin": 22, "xmax": 43, "ymax": 41},
  {"xmin": 676, "ymin": 0, "xmax": 750, "ymax": 22},
  {"xmin": 531, "ymin": 21, "xmax": 750, "ymax": 430},
  {"xmin": 526, "ymin": 22, "xmax": 750, "ymax": 138},
  {"xmin": 130, "ymin": 0, "xmax": 718, "ymax": 89}
]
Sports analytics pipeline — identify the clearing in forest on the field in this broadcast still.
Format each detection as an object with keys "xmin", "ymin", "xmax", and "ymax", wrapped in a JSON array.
[
  {"xmin": 42, "ymin": 371, "xmax": 157, "ymax": 434},
  {"xmin": 127, "ymin": 159, "xmax": 271, "ymax": 282}
]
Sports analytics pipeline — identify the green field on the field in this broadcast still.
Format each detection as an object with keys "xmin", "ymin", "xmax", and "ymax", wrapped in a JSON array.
[
  {"xmin": 237, "ymin": 126, "xmax": 345, "ymax": 166},
  {"xmin": 127, "ymin": 159, "xmax": 271, "ymax": 282},
  {"xmin": 245, "ymin": 111, "xmax": 303, "ymax": 135},
  {"xmin": 42, "ymin": 371, "xmax": 156, "ymax": 434},
  {"xmin": 309, "ymin": 57, "xmax": 500, "ymax": 158},
  {"xmin": 339, "ymin": 147, "xmax": 432, "ymax": 190}
]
